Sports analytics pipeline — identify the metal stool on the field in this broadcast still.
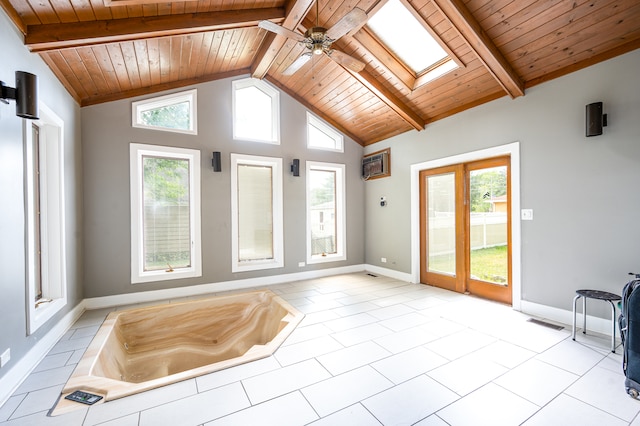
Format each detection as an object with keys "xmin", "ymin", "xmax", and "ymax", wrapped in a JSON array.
[{"xmin": 572, "ymin": 289, "xmax": 621, "ymax": 352}]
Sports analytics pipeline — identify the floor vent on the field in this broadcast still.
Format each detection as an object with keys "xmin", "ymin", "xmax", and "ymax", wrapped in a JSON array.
[
  {"xmin": 366, "ymin": 273, "xmax": 378, "ymax": 277},
  {"xmin": 527, "ymin": 318, "xmax": 564, "ymax": 330}
]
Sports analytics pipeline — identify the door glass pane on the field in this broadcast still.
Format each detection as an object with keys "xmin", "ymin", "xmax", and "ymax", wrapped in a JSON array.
[
  {"xmin": 142, "ymin": 156, "xmax": 191, "ymax": 271},
  {"xmin": 237, "ymin": 164, "xmax": 274, "ymax": 261},
  {"xmin": 427, "ymin": 173, "xmax": 456, "ymax": 275},
  {"xmin": 469, "ymin": 166, "xmax": 508, "ymax": 285}
]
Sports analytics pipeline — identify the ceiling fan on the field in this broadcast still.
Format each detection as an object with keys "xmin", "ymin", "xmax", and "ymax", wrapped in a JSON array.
[{"xmin": 258, "ymin": 3, "xmax": 368, "ymax": 76}]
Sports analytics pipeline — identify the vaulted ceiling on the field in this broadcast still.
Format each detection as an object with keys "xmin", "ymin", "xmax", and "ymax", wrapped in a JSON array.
[{"xmin": 2, "ymin": 0, "xmax": 639, "ymax": 145}]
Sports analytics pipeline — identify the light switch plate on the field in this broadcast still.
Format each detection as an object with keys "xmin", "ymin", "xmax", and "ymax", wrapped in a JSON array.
[{"xmin": 521, "ymin": 209, "xmax": 534, "ymax": 220}]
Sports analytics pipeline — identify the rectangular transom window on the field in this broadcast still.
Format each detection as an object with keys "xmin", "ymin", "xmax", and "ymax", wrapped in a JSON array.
[
  {"xmin": 233, "ymin": 78, "xmax": 280, "ymax": 144},
  {"xmin": 130, "ymin": 143, "xmax": 201, "ymax": 283},
  {"xmin": 307, "ymin": 161, "xmax": 346, "ymax": 264},
  {"xmin": 307, "ymin": 112, "xmax": 344, "ymax": 152},
  {"xmin": 132, "ymin": 89, "xmax": 197, "ymax": 135},
  {"xmin": 231, "ymin": 154, "xmax": 283, "ymax": 272}
]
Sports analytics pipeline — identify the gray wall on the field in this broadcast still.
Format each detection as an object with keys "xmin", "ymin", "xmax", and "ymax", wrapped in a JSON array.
[
  {"xmin": 81, "ymin": 77, "xmax": 365, "ymax": 298},
  {"xmin": 0, "ymin": 14, "xmax": 83, "ymax": 380},
  {"xmin": 365, "ymin": 49, "xmax": 640, "ymax": 313}
]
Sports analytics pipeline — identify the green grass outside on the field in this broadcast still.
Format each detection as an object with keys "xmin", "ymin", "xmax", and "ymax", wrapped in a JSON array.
[{"xmin": 429, "ymin": 245, "xmax": 508, "ymax": 284}]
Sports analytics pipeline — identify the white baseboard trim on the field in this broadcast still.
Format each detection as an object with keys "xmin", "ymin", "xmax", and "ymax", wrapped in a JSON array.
[
  {"xmin": 0, "ymin": 301, "xmax": 86, "ymax": 408},
  {"xmin": 364, "ymin": 264, "xmax": 414, "ymax": 283},
  {"xmin": 84, "ymin": 264, "xmax": 367, "ymax": 310},
  {"xmin": 520, "ymin": 300, "xmax": 618, "ymax": 337}
]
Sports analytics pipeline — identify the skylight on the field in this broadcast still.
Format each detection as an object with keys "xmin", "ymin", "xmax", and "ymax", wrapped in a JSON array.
[{"xmin": 367, "ymin": 0, "xmax": 448, "ymax": 74}]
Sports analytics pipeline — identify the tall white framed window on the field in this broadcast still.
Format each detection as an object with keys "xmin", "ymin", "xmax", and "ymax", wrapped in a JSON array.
[
  {"xmin": 307, "ymin": 161, "xmax": 346, "ymax": 264},
  {"xmin": 132, "ymin": 89, "xmax": 197, "ymax": 135},
  {"xmin": 130, "ymin": 143, "xmax": 201, "ymax": 283},
  {"xmin": 232, "ymin": 78, "xmax": 280, "ymax": 144},
  {"xmin": 231, "ymin": 154, "xmax": 284, "ymax": 272},
  {"xmin": 24, "ymin": 103, "xmax": 67, "ymax": 335},
  {"xmin": 307, "ymin": 112, "xmax": 344, "ymax": 152}
]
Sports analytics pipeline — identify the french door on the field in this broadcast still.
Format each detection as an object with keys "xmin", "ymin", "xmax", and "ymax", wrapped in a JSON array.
[{"xmin": 419, "ymin": 156, "xmax": 512, "ymax": 304}]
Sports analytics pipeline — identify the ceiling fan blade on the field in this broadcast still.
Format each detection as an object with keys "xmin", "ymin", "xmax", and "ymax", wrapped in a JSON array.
[
  {"xmin": 325, "ymin": 8, "xmax": 368, "ymax": 40},
  {"xmin": 283, "ymin": 53, "xmax": 313, "ymax": 75},
  {"xmin": 258, "ymin": 20, "xmax": 305, "ymax": 42},
  {"xmin": 327, "ymin": 49, "xmax": 365, "ymax": 73}
]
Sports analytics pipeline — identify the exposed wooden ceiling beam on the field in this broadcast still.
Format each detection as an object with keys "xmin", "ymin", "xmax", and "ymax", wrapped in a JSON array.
[
  {"xmin": 25, "ymin": 8, "xmax": 285, "ymax": 52},
  {"xmin": 344, "ymin": 65, "xmax": 425, "ymax": 131},
  {"xmin": 432, "ymin": 0, "xmax": 524, "ymax": 99},
  {"xmin": 251, "ymin": 0, "xmax": 315, "ymax": 79},
  {"xmin": 351, "ymin": 30, "xmax": 414, "ymax": 92}
]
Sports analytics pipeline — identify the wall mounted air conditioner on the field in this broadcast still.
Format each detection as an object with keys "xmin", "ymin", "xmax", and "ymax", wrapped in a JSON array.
[{"xmin": 362, "ymin": 148, "xmax": 391, "ymax": 180}]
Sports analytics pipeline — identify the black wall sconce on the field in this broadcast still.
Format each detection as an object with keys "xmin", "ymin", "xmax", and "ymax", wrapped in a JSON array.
[
  {"xmin": 586, "ymin": 102, "xmax": 607, "ymax": 137},
  {"xmin": 291, "ymin": 159, "xmax": 300, "ymax": 176},
  {"xmin": 1, "ymin": 71, "xmax": 39, "ymax": 120},
  {"xmin": 212, "ymin": 151, "xmax": 222, "ymax": 172}
]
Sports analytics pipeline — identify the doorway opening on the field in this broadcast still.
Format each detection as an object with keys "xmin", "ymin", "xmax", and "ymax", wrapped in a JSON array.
[
  {"xmin": 420, "ymin": 157, "xmax": 511, "ymax": 304},
  {"xmin": 409, "ymin": 143, "xmax": 521, "ymax": 308}
]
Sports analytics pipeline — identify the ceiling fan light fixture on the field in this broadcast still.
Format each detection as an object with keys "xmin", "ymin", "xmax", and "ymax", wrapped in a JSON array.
[
  {"xmin": 312, "ymin": 43, "xmax": 324, "ymax": 55},
  {"xmin": 260, "ymin": 7, "xmax": 368, "ymax": 75}
]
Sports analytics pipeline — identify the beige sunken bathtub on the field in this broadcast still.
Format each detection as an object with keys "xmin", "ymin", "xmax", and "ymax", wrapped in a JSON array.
[{"xmin": 53, "ymin": 290, "xmax": 303, "ymax": 415}]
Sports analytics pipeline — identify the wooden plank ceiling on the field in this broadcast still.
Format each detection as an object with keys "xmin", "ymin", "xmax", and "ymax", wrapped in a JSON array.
[{"xmin": 2, "ymin": 0, "xmax": 639, "ymax": 145}]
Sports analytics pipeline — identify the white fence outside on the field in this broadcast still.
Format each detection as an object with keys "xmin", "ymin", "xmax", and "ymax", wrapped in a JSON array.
[{"xmin": 428, "ymin": 212, "xmax": 507, "ymax": 256}]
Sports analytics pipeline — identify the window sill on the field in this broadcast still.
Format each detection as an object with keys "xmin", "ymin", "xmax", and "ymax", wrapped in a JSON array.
[
  {"xmin": 307, "ymin": 254, "xmax": 347, "ymax": 265},
  {"xmin": 132, "ymin": 267, "xmax": 201, "ymax": 284},
  {"xmin": 232, "ymin": 259, "xmax": 284, "ymax": 273},
  {"xmin": 29, "ymin": 297, "xmax": 66, "ymax": 335}
]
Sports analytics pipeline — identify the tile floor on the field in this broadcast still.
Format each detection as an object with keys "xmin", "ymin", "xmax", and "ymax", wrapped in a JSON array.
[{"xmin": 1, "ymin": 273, "xmax": 639, "ymax": 425}]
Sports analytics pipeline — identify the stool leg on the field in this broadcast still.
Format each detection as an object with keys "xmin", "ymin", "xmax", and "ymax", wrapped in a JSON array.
[
  {"xmin": 572, "ymin": 294, "xmax": 581, "ymax": 341},
  {"xmin": 609, "ymin": 300, "xmax": 616, "ymax": 353},
  {"xmin": 583, "ymin": 296, "xmax": 587, "ymax": 334}
]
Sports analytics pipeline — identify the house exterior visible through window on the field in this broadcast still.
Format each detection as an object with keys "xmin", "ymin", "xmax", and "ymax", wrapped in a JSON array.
[
  {"xmin": 130, "ymin": 144, "xmax": 201, "ymax": 283},
  {"xmin": 307, "ymin": 161, "xmax": 346, "ymax": 264},
  {"xmin": 24, "ymin": 103, "xmax": 67, "ymax": 334},
  {"xmin": 231, "ymin": 154, "xmax": 284, "ymax": 272},
  {"xmin": 307, "ymin": 112, "xmax": 344, "ymax": 152},
  {"xmin": 233, "ymin": 78, "xmax": 280, "ymax": 144},
  {"xmin": 364, "ymin": 0, "xmax": 460, "ymax": 89},
  {"xmin": 132, "ymin": 89, "xmax": 197, "ymax": 135}
]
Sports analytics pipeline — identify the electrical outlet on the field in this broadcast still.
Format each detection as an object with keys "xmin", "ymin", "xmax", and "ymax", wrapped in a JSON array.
[
  {"xmin": 381, "ymin": 257, "xmax": 387, "ymax": 263},
  {"xmin": 298, "ymin": 262, "xmax": 305, "ymax": 267},
  {"xmin": 1, "ymin": 349, "xmax": 10, "ymax": 368}
]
